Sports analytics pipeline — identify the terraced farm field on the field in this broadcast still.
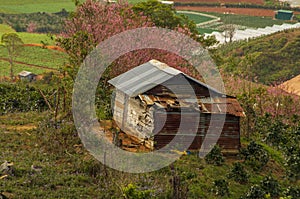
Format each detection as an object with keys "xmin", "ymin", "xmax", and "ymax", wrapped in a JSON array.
[
  {"xmin": 0, "ymin": 0, "xmax": 78, "ymax": 13},
  {"xmin": 175, "ymin": 0, "xmax": 264, "ymax": 4},
  {"xmin": 0, "ymin": 46, "xmax": 66, "ymax": 76}
]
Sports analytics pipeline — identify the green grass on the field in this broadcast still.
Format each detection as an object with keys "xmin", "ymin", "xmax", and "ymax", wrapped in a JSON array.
[
  {"xmin": 0, "ymin": 24, "xmax": 55, "ymax": 45},
  {"xmin": 18, "ymin": 32, "xmax": 55, "ymax": 45},
  {"xmin": 0, "ymin": 60, "xmax": 52, "ymax": 76},
  {"xmin": 0, "ymin": 0, "xmax": 78, "ymax": 14},
  {"xmin": 0, "ymin": 110, "xmax": 299, "ymax": 198},
  {"xmin": 0, "ymin": 24, "xmax": 15, "ymax": 33}
]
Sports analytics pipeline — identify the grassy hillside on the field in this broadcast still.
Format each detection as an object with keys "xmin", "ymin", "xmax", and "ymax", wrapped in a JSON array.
[
  {"xmin": 214, "ymin": 28, "xmax": 300, "ymax": 84},
  {"xmin": 0, "ymin": 110, "xmax": 299, "ymax": 198},
  {"xmin": 0, "ymin": 46, "xmax": 66, "ymax": 76},
  {"xmin": 0, "ymin": 25, "xmax": 66, "ymax": 76}
]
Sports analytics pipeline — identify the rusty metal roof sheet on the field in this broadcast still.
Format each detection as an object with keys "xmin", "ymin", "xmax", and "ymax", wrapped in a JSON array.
[
  {"xmin": 200, "ymin": 97, "xmax": 245, "ymax": 117},
  {"xmin": 139, "ymin": 94, "xmax": 245, "ymax": 117},
  {"xmin": 108, "ymin": 59, "xmax": 224, "ymax": 97}
]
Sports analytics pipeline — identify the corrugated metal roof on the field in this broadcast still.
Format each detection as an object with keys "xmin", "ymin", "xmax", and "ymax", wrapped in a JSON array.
[
  {"xmin": 18, "ymin": 71, "xmax": 35, "ymax": 77},
  {"xmin": 108, "ymin": 59, "xmax": 224, "ymax": 97}
]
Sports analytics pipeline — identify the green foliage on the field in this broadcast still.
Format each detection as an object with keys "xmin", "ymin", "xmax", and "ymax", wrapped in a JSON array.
[
  {"xmin": 0, "ymin": 83, "xmax": 48, "ymax": 114},
  {"xmin": 227, "ymin": 162, "xmax": 249, "ymax": 184},
  {"xmin": 285, "ymin": 149, "xmax": 300, "ymax": 181},
  {"xmin": 132, "ymin": 0, "xmax": 199, "ymax": 39},
  {"xmin": 205, "ymin": 145, "xmax": 225, "ymax": 166},
  {"xmin": 1, "ymin": 32, "xmax": 24, "ymax": 79},
  {"xmin": 212, "ymin": 179, "xmax": 230, "ymax": 197},
  {"xmin": 282, "ymin": 186, "xmax": 300, "ymax": 199},
  {"xmin": 260, "ymin": 175, "xmax": 281, "ymax": 197},
  {"xmin": 265, "ymin": 119, "xmax": 288, "ymax": 147},
  {"xmin": 240, "ymin": 141, "xmax": 269, "ymax": 171},
  {"xmin": 132, "ymin": 0, "xmax": 217, "ymax": 46},
  {"xmin": 0, "ymin": 11, "xmax": 67, "ymax": 33},
  {"xmin": 241, "ymin": 184, "xmax": 265, "ymax": 199},
  {"xmin": 122, "ymin": 183, "xmax": 152, "ymax": 199}
]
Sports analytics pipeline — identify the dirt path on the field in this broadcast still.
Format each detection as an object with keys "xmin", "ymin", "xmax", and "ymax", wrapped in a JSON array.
[
  {"xmin": 0, "ymin": 124, "xmax": 37, "ymax": 131},
  {"xmin": 24, "ymin": 44, "xmax": 65, "ymax": 52},
  {"xmin": 0, "ymin": 57, "xmax": 59, "ymax": 71}
]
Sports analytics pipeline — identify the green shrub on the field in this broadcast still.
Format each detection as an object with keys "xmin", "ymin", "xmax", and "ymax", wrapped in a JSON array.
[
  {"xmin": 227, "ymin": 162, "xmax": 249, "ymax": 184},
  {"xmin": 212, "ymin": 179, "xmax": 230, "ymax": 197},
  {"xmin": 241, "ymin": 185, "xmax": 265, "ymax": 199},
  {"xmin": 0, "ymin": 83, "xmax": 48, "ymax": 114},
  {"xmin": 260, "ymin": 175, "xmax": 281, "ymax": 197},
  {"xmin": 283, "ymin": 186, "xmax": 300, "ymax": 199},
  {"xmin": 240, "ymin": 141, "xmax": 269, "ymax": 171},
  {"xmin": 204, "ymin": 145, "xmax": 225, "ymax": 166},
  {"xmin": 122, "ymin": 183, "xmax": 152, "ymax": 199},
  {"xmin": 285, "ymin": 150, "xmax": 300, "ymax": 181}
]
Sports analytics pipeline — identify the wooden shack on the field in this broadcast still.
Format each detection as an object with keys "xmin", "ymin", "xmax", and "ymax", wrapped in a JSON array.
[
  {"xmin": 18, "ymin": 71, "xmax": 37, "ymax": 82},
  {"xmin": 108, "ymin": 60, "xmax": 244, "ymax": 151}
]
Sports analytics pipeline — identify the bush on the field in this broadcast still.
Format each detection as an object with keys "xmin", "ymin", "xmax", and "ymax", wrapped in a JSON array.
[
  {"xmin": 0, "ymin": 83, "xmax": 48, "ymax": 114},
  {"xmin": 283, "ymin": 186, "xmax": 300, "ymax": 198},
  {"xmin": 227, "ymin": 162, "xmax": 249, "ymax": 184},
  {"xmin": 241, "ymin": 185, "xmax": 265, "ymax": 199},
  {"xmin": 122, "ymin": 183, "xmax": 152, "ymax": 199},
  {"xmin": 260, "ymin": 175, "xmax": 281, "ymax": 197},
  {"xmin": 205, "ymin": 145, "xmax": 225, "ymax": 166},
  {"xmin": 240, "ymin": 141, "xmax": 269, "ymax": 171},
  {"xmin": 212, "ymin": 179, "xmax": 230, "ymax": 197},
  {"xmin": 285, "ymin": 150, "xmax": 300, "ymax": 181}
]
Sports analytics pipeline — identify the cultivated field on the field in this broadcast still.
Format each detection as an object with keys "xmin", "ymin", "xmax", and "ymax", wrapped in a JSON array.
[
  {"xmin": 175, "ymin": 0, "xmax": 264, "ymax": 4},
  {"xmin": 0, "ymin": 24, "xmax": 65, "ymax": 76},
  {"xmin": 0, "ymin": 46, "xmax": 66, "ymax": 76},
  {"xmin": 176, "ymin": 6, "xmax": 300, "ymax": 17},
  {"xmin": 0, "ymin": 0, "xmax": 78, "ymax": 13}
]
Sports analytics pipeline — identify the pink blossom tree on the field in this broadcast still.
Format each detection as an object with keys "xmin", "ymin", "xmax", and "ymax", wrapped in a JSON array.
[{"xmin": 57, "ymin": 0, "xmax": 203, "ymax": 81}]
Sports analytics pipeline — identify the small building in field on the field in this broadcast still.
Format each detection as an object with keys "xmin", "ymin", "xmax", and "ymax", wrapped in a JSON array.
[
  {"xmin": 108, "ymin": 60, "xmax": 244, "ymax": 151},
  {"xmin": 275, "ymin": 10, "xmax": 294, "ymax": 20},
  {"xmin": 18, "ymin": 71, "xmax": 37, "ymax": 82}
]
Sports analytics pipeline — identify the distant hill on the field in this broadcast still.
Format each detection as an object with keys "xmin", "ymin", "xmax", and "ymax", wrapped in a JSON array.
[{"xmin": 215, "ymin": 28, "xmax": 300, "ymax": 85}]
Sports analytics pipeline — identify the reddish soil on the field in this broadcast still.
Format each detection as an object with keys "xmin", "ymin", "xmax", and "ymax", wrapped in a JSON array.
[
  {"xmin": 176, "ymin": 6, "xmax": 278, "ymax": 16},
  {"xmin": 175, "ymin": 0, "xmax": 264, "ymax": 5},
  {"xmin": 24, "ymin": 43, "xmax": 65, "ymax": 52}
]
